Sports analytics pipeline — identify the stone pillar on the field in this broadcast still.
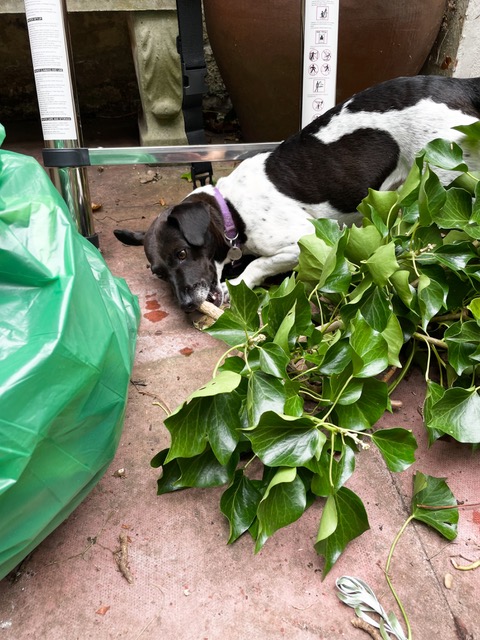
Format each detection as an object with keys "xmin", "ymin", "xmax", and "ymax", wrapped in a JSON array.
[{"xmin": 128, "ymin": 10, "xmax": 188, "ymax": 146}]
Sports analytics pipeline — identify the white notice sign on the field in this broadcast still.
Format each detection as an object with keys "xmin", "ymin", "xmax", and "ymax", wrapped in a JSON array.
[
  {"xmin": 301, "ymin": 0, "xmax": 339, "ymax": 128},
  {"xmin": 24, "ymin": 0, "xmax": 77, "ymax": 140}
]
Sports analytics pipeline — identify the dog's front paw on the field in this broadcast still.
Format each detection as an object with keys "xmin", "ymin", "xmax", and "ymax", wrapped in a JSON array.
[{"xmin": 220, "ymin": 282, "xmax": 230, "ymax": 305}]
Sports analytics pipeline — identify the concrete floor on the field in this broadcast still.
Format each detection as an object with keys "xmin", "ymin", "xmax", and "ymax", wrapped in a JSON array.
[{"xmin": 0, "ymin": 120, "xmax": 479, "ymax": 639}]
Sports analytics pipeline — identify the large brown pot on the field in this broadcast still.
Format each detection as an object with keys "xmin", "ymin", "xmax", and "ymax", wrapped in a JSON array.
[{"xmin": 203, "ymin": 0, "xmax": 447, "ymax": 141}]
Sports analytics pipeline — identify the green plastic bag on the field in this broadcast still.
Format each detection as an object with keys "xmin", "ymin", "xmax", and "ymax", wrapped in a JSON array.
[{"xmin": 0, "ymin": 124, "xmax": 140, "ymax": 579}]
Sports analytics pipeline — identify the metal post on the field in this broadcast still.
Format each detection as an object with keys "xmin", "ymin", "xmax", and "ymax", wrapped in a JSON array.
[{"xmin": 24, "ymin": 0, "xmax": 98, "ymax": 247}]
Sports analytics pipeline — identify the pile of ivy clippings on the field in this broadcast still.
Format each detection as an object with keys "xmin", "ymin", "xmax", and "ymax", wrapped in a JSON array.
[{"xmin": 152, "ymin": 122, "xmax": 480, "ymax": 576}]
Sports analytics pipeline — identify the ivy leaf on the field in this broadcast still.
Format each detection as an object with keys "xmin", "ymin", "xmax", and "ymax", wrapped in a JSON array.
[
  {"xmin": 423, "ymin": 380, "xmax": 446, "ymax": 445},
  {"xmin": 246, "ymin": 412, "xmax": 325, "ymax": 467},
  {"xmin": 350, "ymin": 313, "xmax": 389, "ymax": 378},
  {"xmin": 297, "ymin": 233, "xmax": 330, "ymax": 285},
  {"xmin": 177, "ymin": 447, "xmax": 239, "ymax": 488},
  {"xmin": 411, "ymin": 472, "xmax": 458, "ymax": 540},
  {"xmin": 311, "ymin": 217, "xmax": 343, "ymax": 245},
  {"xmin": 432, "ymin": 187, "xmax": 473, "ymax": 232},
  {"xmin": 319, "ymin": 235, "xmax": 352, "ymax": 294},
  {"xmin": 357, "ymin": 189, "xmax": 399, "ymax": 227},
  {"xmin": 226, "ymin": 280, "xmax": 261, "ymax": 330},
  {"xmin": 206, "ymin": 309, "xmax": 251, "ymax": 346},
  {"xmin": 345, "ymin": 225, "xmax": 382, "ymax": 263},
  {"xmin": 309, "ymin": 443, "xmax": 356, "ymax": 496},
  {"xmin": 390, "ymin": 270, "xmax": 414, "ymax": 308},
  {"xmin": 381, "ymin": 313, "xmax": 404, "ymax": 367},
  {"xmin": 423, "ymin": 138, "xmax": 468, "ymax": 172},
  {"xmin": 318, "ymin": 339, "xmax": 355, "ymax": 375},
  {"xmin": 453, "ymin": 121, "xmax": 480, "ymax": 140},
  {"xmin": 418, "ymin": 165, "xmax": 446, "ymax": 225},
  {"xmin": 315, "ymin": 487, "xmax": 370, "ymax": 577},
  {"xmin": 334, "ymin": 377, "xmax": 388, "ymax": 431},
  {"xmin": 364, "ymin": 242, "xmax": 399, "ymax": 287},
  {"xmin": 165, "ymin": 392, "xmax": 242, "ymax": 464},
  {"xmin": 417, "ymin": 273, "xmax": 446, "ymax": 330},
  {"xmin": 267, "ymin": 281, "xmax": 312, "ymax": 343},
  {"xmin": 256, "ymin": 342, "xmax": 290, "ymax": 378},
  {"xmin": 246, "ymin": 371, "xmax": 286, "ymax": 427},
  {"xmin": 371, "ymin": 428, "xmax": 417, "ymax": 471},
  {"xmin": 427, "ymin": 386, "xmax": 480, "ymax": 443},
  {"xmin": 220, "ymin": 470, "xmax": 263, "ymax": 543},
  {"xmin": 255, "ymin": 468, "xmax": 307, "ymax": 552},
  {"xmin": 189, "ymin": 370, "xmax": 242, "ymax": 400},
  {"xmin": 444, "ymin": 320, "xmax": 480, "ymax": 375},
  {"xmin": 155, "ymin": 448, "xmax": 238, "ymax": 493}
]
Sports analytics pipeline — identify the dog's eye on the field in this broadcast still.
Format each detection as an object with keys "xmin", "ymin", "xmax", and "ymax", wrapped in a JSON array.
[{"xmin": 176, "ymin": 249, "xmax": 187, "ymax": 261}]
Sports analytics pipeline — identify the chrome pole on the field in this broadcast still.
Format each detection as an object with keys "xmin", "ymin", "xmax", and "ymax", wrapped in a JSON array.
[{"xmin": 24, "ymin": 0, "xmax": 98, "ymax": 246}]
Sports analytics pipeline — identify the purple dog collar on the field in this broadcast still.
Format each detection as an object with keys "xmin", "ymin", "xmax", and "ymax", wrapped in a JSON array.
[{"xmin": 213, "ymin": 187, "xmax": 242, "ymax": 262}]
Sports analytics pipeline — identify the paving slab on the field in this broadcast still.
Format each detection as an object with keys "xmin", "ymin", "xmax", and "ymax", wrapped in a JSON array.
[{"xmin": 0, "ymin": 124, "xmax": 478, "ymax": 640}]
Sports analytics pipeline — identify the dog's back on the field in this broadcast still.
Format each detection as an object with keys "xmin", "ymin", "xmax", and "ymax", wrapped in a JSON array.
[{"xmin": 265, "ymin": 75, "xmax": 480, "ymax": 216}]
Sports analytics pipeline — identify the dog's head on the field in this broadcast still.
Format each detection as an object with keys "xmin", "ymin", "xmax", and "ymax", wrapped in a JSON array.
[{"xmin": 115, "ymin": 199, "xmax": 225, "ymax": 312}]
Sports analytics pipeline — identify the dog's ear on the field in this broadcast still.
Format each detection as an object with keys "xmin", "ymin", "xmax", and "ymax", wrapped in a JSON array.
[
  {"xmin": 168, "ymin": 203, "xmax": 210, "ymax": 246},
  {"xmin": 113, "ymin": 229, "xmax": 146, "ymax": 246}
]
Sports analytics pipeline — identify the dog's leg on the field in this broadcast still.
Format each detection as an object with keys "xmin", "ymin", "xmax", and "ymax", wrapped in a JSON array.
[{"xmin": 225, "ymin": 249, "xmax": 300, "ymax": 291}]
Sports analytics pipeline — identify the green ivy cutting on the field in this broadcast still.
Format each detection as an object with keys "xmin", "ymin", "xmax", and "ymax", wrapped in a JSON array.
[{"xmin": 152, "ymin": 122, "xmax": 480, "ymax": 576}]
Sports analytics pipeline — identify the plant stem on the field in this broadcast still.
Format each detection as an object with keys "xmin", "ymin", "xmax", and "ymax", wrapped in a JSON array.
[
  {"xmin": 212, "ymin": 343, "xmax": 245, "ymax": 377},
  {"xmin": 385, "ymin": 514, "xmax": 414, "ymax": 640},
  {"xmin": 388, "ymin": 342, "xmax": 416, "ymax": 395},
  {"xmin": 412, "ymin": 331, "xmax": 447, "ymax": 350}
]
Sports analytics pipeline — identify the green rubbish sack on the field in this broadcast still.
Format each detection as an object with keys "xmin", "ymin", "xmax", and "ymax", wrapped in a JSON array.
[{"xmin": 0, "ymin": 124, "xmax": 140, "ymax": 580}]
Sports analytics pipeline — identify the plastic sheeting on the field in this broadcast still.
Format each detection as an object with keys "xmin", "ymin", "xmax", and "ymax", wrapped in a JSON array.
[{"xmin": 0, "ymin": 124, "xmax": 140, "ymax": 580}]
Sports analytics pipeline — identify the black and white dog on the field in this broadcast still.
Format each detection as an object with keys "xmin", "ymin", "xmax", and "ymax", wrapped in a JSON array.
[{"xmin": 115, "ymin": 75, "xmax": 480, "ymax": 312}]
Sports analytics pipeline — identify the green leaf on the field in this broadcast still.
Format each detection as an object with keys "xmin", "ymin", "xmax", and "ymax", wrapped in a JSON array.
[
  {"xmin": 390, "ymin": 270, "xmax": 414, "ymax": 307},
  {"xmin": 318, "ymin": 339, "xmax": 355, "ymax": 375},
  {"xmin": 247, "ymin": 371, "xmax": 286, "ymax": 427},
  {"xmin": 350, "ymin": 313, "xmax": 389, "ymax": 378},
  {"xmin": 311, "ymin": 217, "xmax": 343, "ymax": 245},
  {"xmin": 453, "ymin": 121, "xmax": 480, "ymax": 140},
  {"xmin": 381, "ymin": 313, "xmax": 404, "ymax": 367},
  {"xmin": 444, "ymin": 320, "xmax": 480, "ymax": 375},
  {"xmin": 423, "ymin": 138, "xmax": 468, "ymax": 172},
  {"xmin": 177, "ymin": 447, "xmax": 238, "ymax": 488},
  {"xmin": 432, "ymin": 187, "xmax": 473, "ymax": 231},
  {"xmin": 365, "ymin": 242, "xmax": 399, "ymax": 287},
  {"xmin": 417, "ymin": 273, "xmax": 446, "ymax": 330},
  {"xmin": 257, "ymin": 342, "xmax": 290, "ymax": 378},
  {"xmin": 345, "ymin": 225, "xmax": 382, "ymax": 263},
  {"xmin": 227, "ymin": 280, "xmax": 261, "ymax": 330},
  {"xmin": 418, "ymin": 166, "xmax": 446, "ymax": 225},
  {"xmin": 272, "ymin": 303, "xmax": 296, "ymax": 354},
  {"xmin": 165, "ymin": 392, "xmax": 242, "ymax": 464},
  {"xmin": 189, "ymin": 370, "xmax": 242, "ymax": 399},
  {"xmin": 467, "ymin": 298, "xmax": 480, "ymax": 320},
  {"xmin": 297, "ymin": 233, "xmax": 330, "ymax": 284},
  {"xmin": 310, "ymin": 443, "xmax": 356, "ymax": 496},
  {"xmin": 267, "ymin": 281, "xmax": 312, "ymax": 341},
  {"xmin": 371, "ymin": 428, "xmax": 417, "ymax": 471},
  {"xmin": 423, "ymin": 380, "xmax": 446, "ymax": 445},
  {"xmin": 427, "ymin": 386, "xmax": 480, "ymax": 443},
  {"xmin": 220, "ymin": 470, "xmax": 263, "ymax": 543},
  {"xmin": 411, "ymin": 472, "xmax": 458, "ymax": 540},
  {"xmin": 319, "ymin": 235, "xmax": 352, "ymax": 294},
  {"xmin": 255, "ymin": 468, "xmax": 307, "ymax": 552},
  {"xmin": 357, "ymin": 189, "xmax": 399, "ymax": 226},
  {"xmin": 206, "ymin": 308, "xmax": 251, "ymax": 346},
  {"xmin": 315, "ymin": 487, "xmax": 370, "ymax": 576},
  {"xmin": 334, "ymin": 377, "xmax": 388, "ymax": 431},
  {"xmin": 246, "ymin": 412, "xmax": 326, "ymax": 467}
]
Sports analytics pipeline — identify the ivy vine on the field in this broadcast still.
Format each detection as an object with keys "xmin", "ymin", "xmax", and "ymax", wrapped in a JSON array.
[{"xmin": 152, "ymin": 122, "xmax": 480, "ymax": 576}]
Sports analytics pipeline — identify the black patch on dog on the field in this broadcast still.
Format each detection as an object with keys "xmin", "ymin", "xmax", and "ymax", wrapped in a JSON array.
[
  {"xmin": 265, "ymin": 128, "xmax": 399, "ymax": 213},
  {"xmin": 343, "ymin": 75, "xmax": 480, "ymax": 118}
]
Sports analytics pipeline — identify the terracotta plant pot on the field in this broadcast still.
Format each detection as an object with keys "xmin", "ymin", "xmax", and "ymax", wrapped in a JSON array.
[{"xmin": 203, "ymin": 0, "xmax": 447, "ymax": 141}]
